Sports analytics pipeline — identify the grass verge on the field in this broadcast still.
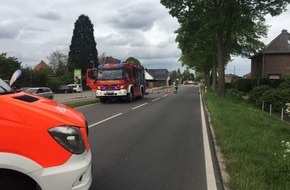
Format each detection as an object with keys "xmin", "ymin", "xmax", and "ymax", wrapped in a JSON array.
[
  {"xmin": 64, "ymin": 99, "xmax": 99, "ymax": 108},
  {"xmin": 204, "ymin": 90, "xmax": 290, "ymax": 190}
]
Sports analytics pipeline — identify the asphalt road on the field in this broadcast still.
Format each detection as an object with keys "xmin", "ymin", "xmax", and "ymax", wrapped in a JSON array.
[{"xmin": 73, "ymin": 85, "xmax": 223, "ymax": 190}]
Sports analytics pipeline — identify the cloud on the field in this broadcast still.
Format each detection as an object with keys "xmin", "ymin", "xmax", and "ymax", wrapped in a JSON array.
[
  {"xmin": 35, "ymin": 10, "xmax": 61, "ymax": 21},
  {"xmin": 107, "ymin": 1, "xmax": 162, "ymax": 31},
  {"xmin": 0, "ymin": 19, "xmax": 26, "ymax": 39},
  {"xmin": 1, "ymin": 0, "xmax": 289, "ymax": 75}
]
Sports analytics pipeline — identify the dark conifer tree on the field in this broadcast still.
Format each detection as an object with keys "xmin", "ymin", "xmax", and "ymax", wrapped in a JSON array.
[{"xmin": 68, "ymin": 14, "xmax": 98, "ymax": 75}]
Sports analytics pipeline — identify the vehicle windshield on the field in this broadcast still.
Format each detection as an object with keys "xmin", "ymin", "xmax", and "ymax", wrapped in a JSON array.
[
  {"xmin": 0, "ymin": 78, "xmax": 12, "ymax": 93},
  {"xmin": 26, "ymin": 88, "xmax": 38, "ymax": 94},
  {"xmin": 97, "ymin": 69, "xmax": 123, "ymax": 80}
]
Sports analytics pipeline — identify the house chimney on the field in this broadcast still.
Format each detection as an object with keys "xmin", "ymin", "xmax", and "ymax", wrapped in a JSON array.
[{"xmin": 282, "ymin": 29, "xmax": 287, "ymax": 33}]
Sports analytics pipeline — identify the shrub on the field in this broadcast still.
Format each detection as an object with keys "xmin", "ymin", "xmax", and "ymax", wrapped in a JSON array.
[
  {"xmin": 236, "ymin": 79, "xmax": 252, "ymax": 92},
  {"xmin": 278, "ymin": 81, "xmax": 290, "ymax": 89},
  {"xmin": 248, "ymin": 85, "xmax": 271, "ymax": 103},
  {"xmin": 259, "ymin": 78, "xmax": 271, "ymax": 86},
  {"xmin": 271, "ymin": 79, "xmax": 285, "ymax": 88},
  {"xmin": 259, "ymin": 88, "xmax": 290, "ymax": 109},
  {"xmin": 225, "ymin": 82, "xmax": 235, "ymax": 89}
]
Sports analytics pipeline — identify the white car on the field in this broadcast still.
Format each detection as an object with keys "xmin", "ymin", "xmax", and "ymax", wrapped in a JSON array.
[
  {"xmin": 67, "ymin": 84, "xmax": 83, "ymax": 93},
  {"xmin": 25, "ymin": 87, "xmax": 54, "ymax": 99}
]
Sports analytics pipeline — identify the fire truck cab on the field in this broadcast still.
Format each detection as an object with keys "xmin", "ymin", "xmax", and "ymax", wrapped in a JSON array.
[{"xmin": 87, "ymin": 61, "xmax": 146, "ymax": 103}]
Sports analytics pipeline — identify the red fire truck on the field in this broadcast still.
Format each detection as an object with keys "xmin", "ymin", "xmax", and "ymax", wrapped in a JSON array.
[{"xmin": 86, "ymin": 61, "xmax": 146, "ymax": 103}]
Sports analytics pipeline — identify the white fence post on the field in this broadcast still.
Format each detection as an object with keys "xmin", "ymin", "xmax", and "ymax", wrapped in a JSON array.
[
  {"xmin": 281, "ymin": 108, "xmax": 284, "ymax": 120},
  {"xmin": 270, "ymin": 104, "xmax": 272, "ymax": 115}
]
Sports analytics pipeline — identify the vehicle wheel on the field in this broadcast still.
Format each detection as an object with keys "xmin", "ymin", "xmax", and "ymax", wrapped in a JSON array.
[
  {"xmin": 140, "ymin": 88, "xmax": 144, "ymax": 99},
  {"xmin": 127, "ymin": 89, "xmax": 134, "ymax": 102},
  {"xmin": 0, "ymin": 170, "xmax": 38, "ymax": 190},
  {"xmin": 99, "ymin": 97, "xmax": 107, "ymax": 103}
]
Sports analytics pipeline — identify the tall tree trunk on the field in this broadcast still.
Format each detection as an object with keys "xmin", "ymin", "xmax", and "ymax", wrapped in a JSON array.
[
  {"xmin": 204, "ymin": 70, "xmax": 210, "ymax": 87},
  {"xmin": 212, "ymin": 59, "xmax": 217, "ymax": 91},
  {"xmin": 217, "ymin": 32, "xmax": 225, "ymax": 97}
]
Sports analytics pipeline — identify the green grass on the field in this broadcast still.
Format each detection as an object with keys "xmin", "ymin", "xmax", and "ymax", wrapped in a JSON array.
[
  {"xmin": 204, "ymin": 90, "xmax": 290, "ymax": 190},
  {"xmin": 64, "ymin": 99, "xmax": 99, "ymax": 108}
]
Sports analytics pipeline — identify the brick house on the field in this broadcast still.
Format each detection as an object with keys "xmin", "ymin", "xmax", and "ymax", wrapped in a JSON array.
[
  {"xmin": 33, "ymin": 60, "xmax": 51, "ymax": 71},
  {"xmin": 250, "ymin": 29, "xmax": 290, "ymax": 79}
]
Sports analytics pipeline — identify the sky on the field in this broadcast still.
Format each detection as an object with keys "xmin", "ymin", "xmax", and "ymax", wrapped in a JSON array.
[{"xmin": 0, "ymin": 1, "xmax": 290, "ymax": 77}]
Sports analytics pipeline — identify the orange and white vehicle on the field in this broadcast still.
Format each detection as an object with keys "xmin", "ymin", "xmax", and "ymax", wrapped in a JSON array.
[
  {"xmin": 86, "ymin": 61, "xmax": 146, "ymax": 103},
  {"xmin": 0, "ymin": 70, "xmax": 92, "ymax": 190}
]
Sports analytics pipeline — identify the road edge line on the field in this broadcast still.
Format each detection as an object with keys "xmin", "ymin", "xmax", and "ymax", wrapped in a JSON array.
[{"xmin": 200, "ymin": 89, "xmax": 217, "ymax": 190}]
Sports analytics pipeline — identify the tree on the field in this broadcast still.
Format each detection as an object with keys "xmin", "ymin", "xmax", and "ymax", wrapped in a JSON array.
[
  {"xmin": 182, "ymin": 68, "xmax": 193, "ymax": 81},
  {"xmin": 170, "ymin": 68, "xmax": 182, "ymax": 82},
  {"xmin": 0, "ymin": 53, "xmax": 21, "ymax": 80},
  {"xmin": 47, "ymin": 50, "xmax": 68, "ymax": 76},
  {"xmin": 68, "ymin": 14, "xmax": 98, "ymax": 75},
  {"xmin": 126, "ymin": 57, "xmax": 141, "ymax": 65},
  {"xmin": 161, "ymin": 0, "xmax": 289, "ymax": 96}
]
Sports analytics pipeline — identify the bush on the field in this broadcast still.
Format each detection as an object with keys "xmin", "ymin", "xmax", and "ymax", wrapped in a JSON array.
[
  {"xmin": 259, "ymin": 88, "xmax": 290, "ymax": 109},
  {"xmin": 270, "ymin": 79, "xmax": 285, "ymax": 88},
  {"xmin": 259, "ymin": 78, "xmax": 271, "ymax": 86},
  {"xmin": 236, "ymin": 79, "xmax": 252, "ymax": 92},
  {"xmin": 225, "ymin": 82, "xmax": 235, "ymax": 89},
  {"xmin": 248, "ymin": 85, "xmax": 272, "ymax": 103},
  {"xmin": 278, "ymin": 81, "xmax": 290, "ymax": 89}
]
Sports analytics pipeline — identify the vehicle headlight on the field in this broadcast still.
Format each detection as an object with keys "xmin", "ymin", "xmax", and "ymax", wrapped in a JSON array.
[{"xmin": 48, "ymin": 126, "xmax": 85, "ymax": 154}]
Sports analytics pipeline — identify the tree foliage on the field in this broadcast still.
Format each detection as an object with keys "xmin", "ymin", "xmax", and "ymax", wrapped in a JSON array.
[
  {"xmin": 170, "ymin": 68, "xmax": 182, "ymax": 82},
  {"xmin": 68, "ymin": 14, "xmax": 98, "ymax": 75},
  {"xmin": 160, "ymin": 0, "xmax": 290, "ymax": 96},
  {"xmin": 0, "ymin": 53, "xmax": 21, "ymax": 80},
  {"xmin": 47, "ymin": 50, "xmax": 68, "ymax": 76},
  {"xmin": 126, "ymin": 57, "xmax": 141, "ymax": 65}
]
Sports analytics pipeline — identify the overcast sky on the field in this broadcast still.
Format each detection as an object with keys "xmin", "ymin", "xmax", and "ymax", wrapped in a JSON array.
[{"xmin": 1, "ymin": 1, "xmax": 290, "ymax": 76}]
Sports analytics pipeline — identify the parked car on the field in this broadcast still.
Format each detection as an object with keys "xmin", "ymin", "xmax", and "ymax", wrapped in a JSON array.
[
  {"xmin": 0, "ymin": 74, "xmax": 92, "ymax": 190},
  {"xmin": 25, "ymin": 87, "xmax": 54, "ymax": 99},
  {"xmin": 67, "ymin": 84, "xmax": 83, "ymax": 93},
  {"xmin": 56, "ymin": 85, "xmax": 73, "ymax": 93}
]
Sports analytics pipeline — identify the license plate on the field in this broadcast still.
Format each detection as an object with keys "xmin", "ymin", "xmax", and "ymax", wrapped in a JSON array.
[{"xmin": 106, "ymin": 91, "xmax": 114, "ymax": 95}]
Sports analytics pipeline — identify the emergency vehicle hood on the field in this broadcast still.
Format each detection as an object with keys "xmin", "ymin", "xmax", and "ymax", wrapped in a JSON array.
[{"xmin": 0, "ymin": 91, "xmax": 85, "ymax": 128}]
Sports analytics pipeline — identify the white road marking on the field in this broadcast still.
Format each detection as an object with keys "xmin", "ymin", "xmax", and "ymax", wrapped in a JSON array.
[
  {"xmin": 152, "ymin": 98, "xmax": 160, "ymax": 102},
  {"xmin": 132, "ymin": 103, "xmax": 148, "ymax": 110},
  {"xmin": 88, "ymin": 113, "xmax": 123, "ymax": 128},
  {"xmin": 199, "ymin": 91, "xmax": 217, "ymax": 189}
]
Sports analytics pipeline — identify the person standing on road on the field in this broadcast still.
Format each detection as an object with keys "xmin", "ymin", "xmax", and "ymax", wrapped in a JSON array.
[{"xmin": 174, "ymin": 79, "xmax": 179, "ymax": 93}]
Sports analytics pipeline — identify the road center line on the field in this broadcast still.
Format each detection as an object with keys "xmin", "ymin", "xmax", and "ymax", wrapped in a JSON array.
[
  {"xmin": 88, "ymin": 113, "xmax": 123, "ymax": 128},
  {"xmin": 132, "ymin": 103, "xmax": 148, "ymax": 110},
  {"xmin": 152, "ymin": 98, "xmax": 160, "ymax": 102},
  {"xmin": 199, "ymin": 90, "xmax": 217, "ymax": 189}
]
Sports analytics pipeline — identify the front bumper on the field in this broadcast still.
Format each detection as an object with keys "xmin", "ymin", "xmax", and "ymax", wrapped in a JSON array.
[
  {"xmin": 32, "ymin": 150, "xmax": 92, "ymax": 190},
  {"xmin": 96, "ymin": 89, "xmax": 127, "ymax": 97}
]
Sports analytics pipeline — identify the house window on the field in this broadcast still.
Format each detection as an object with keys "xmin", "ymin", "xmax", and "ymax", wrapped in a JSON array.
[{"xmin": 268, "ymin": 74, "xmax": 281, "ymax": 79}]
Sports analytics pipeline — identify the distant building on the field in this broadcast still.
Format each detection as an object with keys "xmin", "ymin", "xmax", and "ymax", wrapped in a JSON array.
[
  {"xmin": 250, "ymin": 29, "xmax": 290, "ymax": 79},
  {"xmin": 33, "ymin": 60, "xmax": 51, "ymax": 72},
  {"xmin": 243, "ymin": 72, "xmax": 251, "ymax": 79},
  {"xmin": 225, "ymin": 74, "xmax": 242, "ymax": 83},
  {"xmin": 145, "ymin": 69, "xmax": 170, "ymax": 88}
]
